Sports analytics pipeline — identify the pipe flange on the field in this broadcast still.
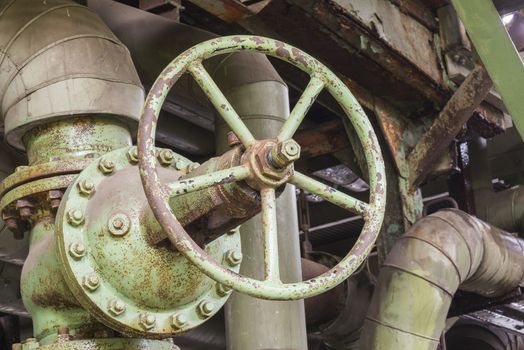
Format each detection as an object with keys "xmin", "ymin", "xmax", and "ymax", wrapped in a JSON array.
[{"xmin": 56, "ymin": 146, "xmax": 240, "ymax": 337}]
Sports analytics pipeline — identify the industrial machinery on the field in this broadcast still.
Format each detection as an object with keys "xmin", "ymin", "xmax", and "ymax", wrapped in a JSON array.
[{"xmin": 0, "ymin": 0, "xmax": 523, "ymax": 349}]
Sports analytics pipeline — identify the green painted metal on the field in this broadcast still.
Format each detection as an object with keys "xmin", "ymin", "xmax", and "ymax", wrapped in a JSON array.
[
  {"xmin": 451, "ymin": 0, "xmax": 524, "ymax": 137},
  {"xmin": 358, "ymin": 210, "xmax": 524, "ymax": 350},
  {"xmin": 260, "ymin": 187, "xmax": 280, "ymax": 281},
  {"xmin": 137, "ymin": 35, "xmax": 386, "ymax": 300},
  {"xmin": 216, "ymin": 79, "xmax": 307, "ymax": 349},
  {"xmin": 30, "ymin": 338, "xmax": 180, "ymax": 350},
  {"xmin": 55, "ymin": 146, "xmax": 241, "ymax": 337}
]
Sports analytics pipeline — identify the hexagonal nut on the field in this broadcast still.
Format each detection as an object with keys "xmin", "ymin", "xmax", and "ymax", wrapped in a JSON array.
[
  {"xmin": 216, "ymin": 283, "xmax": 233, "ymax": 296},
  {"xmin": 158, "ymin": 149, "xmax": 175, "ymax": 166},
  {"xmin": 98, "ymin": 158, "xmax": 115, "ymax": 174},
  {"xmin": 224, "ymin": 249, "xmax": 242, "ymax": 267},
  {"xmin": 108, "ymin": 213, "xmax": 131, "ymax": 237},
  {"xmin": 171, "ymin": 313, "xmax": 188, "ymax": 329},
  {"xmin": 108, "ymin": 299, "xmax": 126, "ymax": 316},
  {"xmin": 274, "ymin": 139, "xmax": 301, "ymax": 166},
  {"xmin": 254, "ymin": 152, "xmax": 286, "ymax": 181},
  {"xmin": 127, "ymin": 146, "xmax": 139, "ymax": 164},
  {"xmin": 139, "ymin": 313, "xmax": 156, "ymax": 330},
  {"xmin": 69, "ymin": 242, "xmax": 87, "ymax": 259},
  {"xmin": 67, "ymin": 209, "xmax": 85, "ymax": 226},
  {"xmin": 197, "ymin": 300, "xmax": 216, "ymax": 318},
  {"xmin": 83, "ymin": 273, "xmax": 100, "ymax": 291},
  {"xmin": 77, "ymin": 179, "xmax": 95, "ymax": 196}
]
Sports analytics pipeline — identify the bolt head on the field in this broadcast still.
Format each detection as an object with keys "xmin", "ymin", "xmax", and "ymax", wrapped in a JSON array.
[
  {"xmin": 225, "ymin": 250, "xmax": 242, "ymax": 267},
  {"xmin": 98, "ymin": 158, "xmax": 115, "ymax": 174},
  {"xmin": 69, "ymin": 242, "xmax": 86, "ymax": 259},
  {"xmin": 67, "ymin": 209, "xmax": 85, "ymax": 226},
  {"xmin": 274, "ymin": 139, "xmax": 301, "ymax": 167},
  {"xmin": 171, "ymin": 313, "xmax": 188, "ymax": 329},
  {"xmin": 216, "ymin": 283, "xmax": 232, "ymax": 296},
  {"xmin": 108, "ymin": 299, "xmax": 126, "ymax": 316},
  {"xmin": 77, "ymin": 179, "xmax": 95, "ymax": 196},
  {"xmin": 108, "ymin": 213, "xmax": 131, "ymax": 237},
  {"xmin": 83, "ymin": 273, "xmax": 100, "ymax": 291},
  {"xmin": 127, "ymin": 147, "xmax": 139, "ymax": 164},
  {"xmin": 139, "ymin": 313, "xmax": 156, "ymax": 329},
  {"xmin": 197, "ymin": 300, "xmax": 215, "ymax": 318},
  {"xmin": 158, "ymin": 149, "xmax": 175, "ymax": 166}
]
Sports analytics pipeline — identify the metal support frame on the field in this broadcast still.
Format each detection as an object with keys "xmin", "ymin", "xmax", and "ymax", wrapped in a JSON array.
[{"xmin": 451, "ymin": 0, "xmax": 524, "ymax": 138}]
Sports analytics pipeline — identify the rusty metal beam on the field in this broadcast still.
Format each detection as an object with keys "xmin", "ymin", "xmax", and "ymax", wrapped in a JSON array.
[
  {"xmin": 187, "ymin": 0, "xmax": 271, "ymax": 22},
  {"xmin": 408, "ymin": 65, "xmax": 493, "ymax": 191},
  {"xmin": 294, "ymin": 120, "xmax": 349, "ymax": 159}
]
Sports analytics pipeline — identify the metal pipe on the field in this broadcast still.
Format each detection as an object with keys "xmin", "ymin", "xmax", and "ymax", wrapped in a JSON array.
[
  {"xmin": 0, "ymin": 0, "xmax": 143, "ymax": 150},
  {"xmin": 359, "ymin": 209, "xmax": 524, "ymax": 350},
  {"xmin": 217, "ymin": 80, "xmax": 308, "ymax": 349}
]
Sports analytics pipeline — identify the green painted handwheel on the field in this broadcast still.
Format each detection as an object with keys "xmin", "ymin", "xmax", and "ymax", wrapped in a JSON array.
[{"xmin": 138, "ymin": 35, "xmax": 386, "ymax": 300}]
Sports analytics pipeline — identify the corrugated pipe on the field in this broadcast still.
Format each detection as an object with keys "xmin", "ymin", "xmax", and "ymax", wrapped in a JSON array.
[
  {"xmin": 0, "ymin": 0, "xmax": 144, "ymax": 150},
  {"xmin": 358, "ymin": 209, "xmax": 524, "ymax": 350}
]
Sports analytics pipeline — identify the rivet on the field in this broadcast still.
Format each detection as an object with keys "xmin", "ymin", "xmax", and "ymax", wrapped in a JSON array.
[
  {"xmin": 98, "ymin": 158, "xmax": 115, "ymax": 174},
  {"xmin": 69, "ymin": 242, "xmax": 86, "ymax": 259},
  {"xmin": 158, "ymin": 149, "xmax": 175, "ymax": 166},
  {"xmin": 77, "ymin": 179, "xmax": 95, "ymax": 196},
  {"xmin": 127, "ymin": 147, "xmax": 139, "ymax": 164},
  {"xmin": 225, "ymin": 250, "xmax": 242, "ymax": 267},
  {"xmin": 108, "ymin": 213, "xmax": 131, "ymax": 237},
  {"xmin": 216, "ymin": 283, "xmax": 232, "ymax": 296},
  {"xmin": 197, "ymin": 300, "xmax": 215, "ymax": 318},
  {"xmin": 139, "ymin": 313, "xmax": 156, "ymax": 329},
  {"xmin": 83, "ymin": 273, "xmax": 100, "ymax": 291},
  {"xmin": 171, "ymin": 313, "xmax": 188, "ymax": 329},
  {"xmin": 67, "ymin": 209, "xmax": 85, "ymax": 226},
  {"xmin": 174, "ymin": 159, "xmax": 186, "ymax": 171},
  {"xmin": 108, "ymin": 299, "xmax": 126, "ymax": 316}
]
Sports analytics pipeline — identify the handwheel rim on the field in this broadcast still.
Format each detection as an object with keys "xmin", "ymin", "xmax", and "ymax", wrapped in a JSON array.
[{"xmin": 138, "ymin": 35, "xmax": 386, "ymax": 300}]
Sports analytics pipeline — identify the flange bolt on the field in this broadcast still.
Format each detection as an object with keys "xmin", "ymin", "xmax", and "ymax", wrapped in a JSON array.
[
  {"xmin": 225, "ymin": 250, "xmax": 243, "ymax": 267},
  {"xmin": 108, "ymin": 213, "xmax": 131, "ymax": 237},
  {"xmin": 216, "ymin": 283, "xmax": 233, "ymax": 296},
  {"xmin": 127, "ymin": 146, "xmax": 139, "ymax": 164},
  {"xmin": 98, "ymin": 158, "xmax": 115, "ymax": 174},
  {"xmin": 171, "ymin": 313, "xmax": 188, "ymax": 329},
  {"xmin": 67, "ymin": 209, "xmax": 85, "ymax": 226},
  {"xmin": 158, "ymin": 149, "xmax": 175, "ymax": 166},
  {"xmin": 69, "ymin": 242, "xmax": 86, "ymax": 259},
  {"xmin": 108, "ymin": 299, "xmax": 126, "ymax": 316},
  {"xmin": 139, "ymin": 313, "xmax": 156, "ymax": 330},
  {"xmin": 197, "ymin": 300, "xmax": 215, "ymax": 318},
  {"xmin": 83, "ymin": 273, "xmax": 100, "ymax": 291},
  {"xmin": 77, "ymin": 179, "xmax": 95, "ymax": 196}
]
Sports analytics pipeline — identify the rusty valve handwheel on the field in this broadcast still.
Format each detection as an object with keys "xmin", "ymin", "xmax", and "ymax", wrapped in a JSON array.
[{"xmin": 138, "ymin": 35, "xmax": 386, "ymax": 300}]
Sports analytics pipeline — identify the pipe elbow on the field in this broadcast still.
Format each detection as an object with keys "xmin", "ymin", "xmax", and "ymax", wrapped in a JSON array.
[
  {"xmin": 359, "ymin": 209, "xmax": 524, "ymax": 350},
  {"xmin": 0, "ymin": 0, "xmax": 144, "ymax": 149}
]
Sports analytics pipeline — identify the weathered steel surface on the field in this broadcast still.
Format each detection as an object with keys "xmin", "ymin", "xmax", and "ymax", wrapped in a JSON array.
[
  {"xmin": 28, "ymin": 338, "xmax": 180, "ymax": 350},
  {"xmin": 294, "ymin": 120, "xmax": 350, "ymax": 159},
  {"xmin": 137, "ymin": 35, "xmax": 386, "ymax": 300},
  {"xmin": 55, "ymin": 146, "xmax": 241, "ymax": 337},
  {"xmin": 188, "ymin": 0, "xmax": 271, "ymax": 22},
  {"xmin": 451, "ymin": 0, "xmax": 524, "ymax": 138},
  {"xmin": 359, "ymin": 209, "xmax": 524, "ymax": 350},
  {"xmin": 408, "ymin": 65, "xmax": 493, "ymax": 191}
]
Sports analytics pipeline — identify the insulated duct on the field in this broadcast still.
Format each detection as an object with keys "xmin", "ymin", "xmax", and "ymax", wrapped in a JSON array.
[
  {"xmin": 359, "ymin": 209, "xmax": 524, "ymax": 350},
  {"xmin": 0, "ymin": 0, "xmax": 144, "ymax": 149}
]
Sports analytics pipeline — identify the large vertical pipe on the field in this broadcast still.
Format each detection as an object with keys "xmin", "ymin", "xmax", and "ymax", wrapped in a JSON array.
[{"xmin": 216, "ymin": 80, "xmax": 308, "ymax": 349}]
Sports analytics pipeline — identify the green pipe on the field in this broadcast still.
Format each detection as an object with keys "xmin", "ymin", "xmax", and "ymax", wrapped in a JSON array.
[
  {"xmin": 450, "ymin": 0, "xmax": 524, "ymax": 138},
  {"xmin": 23, "ymin": 117, "xmax": 132, "ymax": 166},
  {"xmin": 358, "ymin": 209, "xmax": 524, "ymax": 350},
  {"xmin": 216, "ymin": 80, "xmax": 308, "ymax": 349}
]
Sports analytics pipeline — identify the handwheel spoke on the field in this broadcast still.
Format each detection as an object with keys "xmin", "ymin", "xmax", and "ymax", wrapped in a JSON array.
[
  {"xmin": 166, "ymin": 165, "xmax": 250, "ymax": 197},
  {"xmin": 290, "ymin": 171, "xmax": 369, "ymax": 216},
  {"xmin": 261, "ymin": 187, "xmax": 280, "ymax": 282},
  {"xmin": 188, "ymin": 61, "xmax": 256, "ymax": 146},
  {"xmin": 277, "ymin": 74, "xmax": 325, "ymax": 141}
]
